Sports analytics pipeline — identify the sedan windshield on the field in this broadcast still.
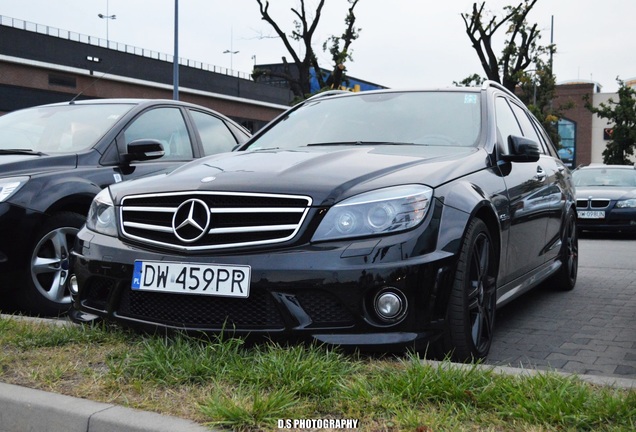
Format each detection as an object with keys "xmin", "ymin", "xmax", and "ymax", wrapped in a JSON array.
[
  {"xmin": 573, "ymin": 168, "xmax": 636, "ymax": 187},
  {"xmin": 0, "ymin": 103, "xmax": 135, "ymax": 153},
  {"xmin": 247, "ymin": 91, "xmax": 482, "ymax": 151}
]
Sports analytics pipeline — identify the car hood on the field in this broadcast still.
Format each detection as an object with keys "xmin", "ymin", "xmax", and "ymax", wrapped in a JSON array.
[
  {"xmin": 575, "ymin": 186, "xmax": 636, "ymax": 201},
  {"xmin": 110, "ymin": 145, "xmax": 485, "ymax": 206},
  {"xmin": 0, "ymin": 153, "xmax": 78, "ymax": 176}
]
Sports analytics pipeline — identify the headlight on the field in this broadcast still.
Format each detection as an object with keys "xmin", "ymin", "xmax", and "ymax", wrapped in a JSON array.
[
  {"xmin": 312, "ymin": 185, "xmax": 433, "ymax": 241},
  {"xmin": 86, "ymin": 188, "xmax": 117, "ymax": 236},
  {"xmin": 0, "ymin": 176, "xmax": 29, "ymax": 202},
  {"xmin": 616, "ymin": 199, "xmax": 636, "ymax": 209}
]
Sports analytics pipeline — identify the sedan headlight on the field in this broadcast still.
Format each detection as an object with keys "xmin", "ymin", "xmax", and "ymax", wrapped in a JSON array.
[
  {"xmin": 86, "ymin": 188, "xmax": 117, "ymax": 236},
  {"xmin": 616, "ymin": 199, "xmax": 636, "ymax": 209},
  {"xmin": 312, "ymin": 185, "xmax": 433, "ymax": 241},
  {"xmin": 0, "ymin": 176, "xmax": 29, "ymax": 202}
]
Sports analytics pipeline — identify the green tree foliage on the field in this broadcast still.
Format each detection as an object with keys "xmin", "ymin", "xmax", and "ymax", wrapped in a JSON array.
[
  {"xmin": 586, "ymin": 79, "xmax": 636, "ymax": 165},
  {"xmin": 461, "ymin": 0, "xmax": 551, "ymax": 92},
  {"xmin": 516, "ymin": 58, "xmax": 565, "ymax": 145},
  {"xmin": 453, "ymin": 73, "xmax": 485, "ymax": 87},
  {"xmin": 459, "ymin": 1, "xmax": 566, "ymax": 145},
  {"xmin": 253, "ymin": 0, "xmax": 361, "ymax": 101},
  {"xmin": 323, "ymin": 0, "xmax": 360, "ymax": 91}
]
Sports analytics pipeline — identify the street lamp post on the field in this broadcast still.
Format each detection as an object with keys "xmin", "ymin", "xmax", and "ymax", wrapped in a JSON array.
[
  {"xmin": 97, "ymin": 0, "xmax": 116, "ymax": 47},
  {"xmin": 173, "ymin": 0, "xmax": 179, "ymax": 100},
  {"xmin": 223, "ymin": 49, "xmax": 239, "ymax": 72},
  {"xmin": 223, "ymin": 27, "xmax": 239, "ymax": 73}
]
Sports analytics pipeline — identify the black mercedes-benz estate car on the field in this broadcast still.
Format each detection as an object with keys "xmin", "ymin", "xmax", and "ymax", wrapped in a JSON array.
[
  {"xmin": 0, "ymin": 99, "xmax": 250, "ymax": 316},
  {"xmin": 71, "ymin": 82, "xmax": 578, "ymax": 361}
]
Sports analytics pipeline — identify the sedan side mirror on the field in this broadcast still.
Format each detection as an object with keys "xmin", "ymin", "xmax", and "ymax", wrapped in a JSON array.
[
  {"xmin": 501, "ymin": 135, "xmax": 541, "ymax": 163},
  {"xmin": 123, "ymin": 139, "xmax": 165, "ymax": 163}
]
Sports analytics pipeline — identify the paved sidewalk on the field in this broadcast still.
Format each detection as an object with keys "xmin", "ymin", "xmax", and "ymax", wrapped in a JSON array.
[{"xmin": 487, "ymin": 238, "xmax": 636, "ymax": 380}]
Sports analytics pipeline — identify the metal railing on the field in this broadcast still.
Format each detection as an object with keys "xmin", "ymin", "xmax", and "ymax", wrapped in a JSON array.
[{"xmin": 0, "ymin": 15, "xmax": 254, "ymax": 81}]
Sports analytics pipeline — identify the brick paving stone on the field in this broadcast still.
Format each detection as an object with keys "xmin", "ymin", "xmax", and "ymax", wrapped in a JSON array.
[{"xmin": 615, "ymin": 365, "xmax": 636, "ymax": 375}]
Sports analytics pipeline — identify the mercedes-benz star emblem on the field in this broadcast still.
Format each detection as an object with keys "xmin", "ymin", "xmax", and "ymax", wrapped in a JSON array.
[{"xmin": 172, "ymin": 199, "xmax": 211, "ymax": 243}]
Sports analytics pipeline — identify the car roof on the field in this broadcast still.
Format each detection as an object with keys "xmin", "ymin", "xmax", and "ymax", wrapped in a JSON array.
[
  {"xmin": 39, "ymin": 98, "xmax": 209, "ymax": 109},
  {"xmin": 304, "ymin": 80, "xmax": 521, "ymax": 105},
  {"xmin": 577, "ymin": 164, "xmax": 636, "ymax": 170}
]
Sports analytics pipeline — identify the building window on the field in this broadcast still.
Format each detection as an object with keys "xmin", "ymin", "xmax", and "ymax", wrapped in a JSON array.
[{"xmin": 557, "ymin": 118, "xmax": 576, "ymax": 168}]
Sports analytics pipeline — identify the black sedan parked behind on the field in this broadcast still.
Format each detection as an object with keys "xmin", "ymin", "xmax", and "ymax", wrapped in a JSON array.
[
  {"xmin": 573, "ymin": 164, "xmax": 636, "ymax": 233},
  {"xmin": 0, "ymin": 99, "xmax": 250, "ymax": 315},
  {"xmin": 71, "ymin": 83, "xmax": 578, "ymax": 361}
]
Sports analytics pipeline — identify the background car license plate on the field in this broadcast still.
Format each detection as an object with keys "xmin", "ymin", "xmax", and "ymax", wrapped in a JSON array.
[
  {"xmin": 577, "ymin": 210, "xmax": 605, "ymax": 219},
  {"xmin": 132, "ymin": 260, "xmax": 250, "ymax": 298}
]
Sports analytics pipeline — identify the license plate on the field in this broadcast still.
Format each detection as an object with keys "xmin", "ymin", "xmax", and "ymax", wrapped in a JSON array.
[
  {"xmin": 577, "ymin": 210, "xmax": 605, "ymax": 219},
  {"xmin": 131, "ymin": 260, "xmax": 251, "ymax": 298}
]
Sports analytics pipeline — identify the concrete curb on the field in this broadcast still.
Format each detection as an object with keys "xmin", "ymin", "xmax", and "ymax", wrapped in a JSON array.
[
  {"xmin": 0, "ymin": 382, "xmax": 210, "ymax": 432},
  {"xmin": 421, "ymin": 360, "xmax": 636, "ymax": 389}
]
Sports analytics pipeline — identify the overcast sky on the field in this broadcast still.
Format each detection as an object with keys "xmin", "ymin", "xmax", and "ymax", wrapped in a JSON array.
[{"xmin": 1, "ymin": 0, "xmax": 634, "ymax": 93}]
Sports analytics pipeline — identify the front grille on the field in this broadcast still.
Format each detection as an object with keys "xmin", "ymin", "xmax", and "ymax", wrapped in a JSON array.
[
  {"xmin": 577, "ymin": 198, "xmax": 611, "ymax": 209},
  {"xmin": 117, "ymin": 288, "xmax": 285, "ymax": 329},
  {"xmin": 120, "ymin": 191, "xmax": 312, "ymax": 251}
]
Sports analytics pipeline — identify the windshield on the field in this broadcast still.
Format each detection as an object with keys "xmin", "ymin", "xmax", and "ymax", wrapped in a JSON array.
[
  {"xmin": 573, "ymin": 168, "xmax": 636, "ymax": 187},
  {"xmin": 0, "ymin": 103, "xmax": 135, "ymax": 153},
  {"xmin": 247, "ymin": 91, "xmax": 482, "ymax": 151}
]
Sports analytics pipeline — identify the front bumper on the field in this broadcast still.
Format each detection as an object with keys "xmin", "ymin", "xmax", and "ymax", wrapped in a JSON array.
[
  {"xmin": 71, "ymin": 226, "xmax": 457, "ymax": 351},
  {"xmin": 577, "ymin": 207, "xmax": 636, "ymax": 232}
]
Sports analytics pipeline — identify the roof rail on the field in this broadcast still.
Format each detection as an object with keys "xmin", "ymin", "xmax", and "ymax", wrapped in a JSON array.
[
  {"xmin": 305, "ymin": 90, "xmax": 351, "ymax": 101},
  {"xmin": 481, "ymin": 80, "xmax": 523, "ymax": 103}
]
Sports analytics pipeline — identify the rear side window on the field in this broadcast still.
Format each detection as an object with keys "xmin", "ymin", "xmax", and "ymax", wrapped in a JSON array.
[{"xmin": 531, "ymin": 118, "xmax": 559, "ymax": 158}]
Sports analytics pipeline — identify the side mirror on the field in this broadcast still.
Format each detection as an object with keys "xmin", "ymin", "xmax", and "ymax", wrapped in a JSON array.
[
  {"xmin": 123, "ymin": 139, "xmax": 165, "ymax": 163},
  {"xmin": 501, "ymin": 135, "xmax": 541, "ymax": 163}
]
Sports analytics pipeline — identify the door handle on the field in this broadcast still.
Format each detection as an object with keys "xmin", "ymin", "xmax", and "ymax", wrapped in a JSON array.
[{"xmin": 535, "ymin": 166, "xmax": 547, "ymax": 182}]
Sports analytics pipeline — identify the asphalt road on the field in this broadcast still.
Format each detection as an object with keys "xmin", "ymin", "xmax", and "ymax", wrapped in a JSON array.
[{"xmin": 486, "ymin": 232, "xmax": 636, "ymax": 379}]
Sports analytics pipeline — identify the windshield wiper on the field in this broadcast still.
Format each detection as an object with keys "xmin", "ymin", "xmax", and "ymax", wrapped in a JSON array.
[
  {"xmin": 306, "ymin": 141, "xmax": 416, "ymax": 147},
  {"xmin": 0, "ymin": 149, "xmax": 47, "ymax": 156}
]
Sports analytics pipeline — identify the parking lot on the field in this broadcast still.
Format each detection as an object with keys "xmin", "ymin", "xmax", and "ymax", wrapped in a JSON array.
[{"xmin": 487, "ymin": 233, "xmax": 636, "ymax": 379}]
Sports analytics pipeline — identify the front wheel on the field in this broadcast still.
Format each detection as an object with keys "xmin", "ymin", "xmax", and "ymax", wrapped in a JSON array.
[
  {"xmin": 440, "ymin": 218, "xmax": 498, "ymax": 362},
  {"xmin": 16, "ymin": 212, "xmax": 86, "ymax": 316}
]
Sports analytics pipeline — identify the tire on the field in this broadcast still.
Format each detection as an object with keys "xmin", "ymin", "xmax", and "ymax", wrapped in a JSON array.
[
  {"xmin": 550, "ymin": 207, "xmax": 578, "ymax": 291},
  {"xmin": 15, "ymin": 212, "xmax": 86, "ymax": 316},
  {"xmin": 440, "ymin": 218, "xmax": 498, "ymax": 362}
]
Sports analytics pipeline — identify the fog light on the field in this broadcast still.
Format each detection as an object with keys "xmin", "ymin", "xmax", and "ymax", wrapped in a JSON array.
[
  {"xmin": 374, "ymin": 288, "xmax": 407, "ymax": 322},
  {"xmin": 69, "ymin": 274, "xmax": 79, "ymax": 295}
]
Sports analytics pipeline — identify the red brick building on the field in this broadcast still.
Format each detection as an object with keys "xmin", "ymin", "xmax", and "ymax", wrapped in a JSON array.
[{"xmin": 555, "ymin": 80, "xmax": 636, "ymax": 167}]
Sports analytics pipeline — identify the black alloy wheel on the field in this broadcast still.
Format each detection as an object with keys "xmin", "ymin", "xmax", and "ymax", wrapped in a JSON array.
[{"xmin": 443, "ymin": 218, "xmax": 497, "ymax": 362}]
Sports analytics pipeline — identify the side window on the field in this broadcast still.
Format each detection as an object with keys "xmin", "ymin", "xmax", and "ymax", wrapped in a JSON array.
[
  {"xmin": 495, "ymin": 97, "xmax": 522, "ymax": 154},
  {"xmin": 509, "ymin": 103, "xmax": 546, "ymax": 154},
  {"xmin": 533, "ymin": 118, "xmax": 559, "ymax": 158},
  {"xmin": 124, "ymin": 107, "xmax": 193, "ymax": 160},
  {"xmin": 189, "ymin": 109, "xmax": 238, "ymax": 156}
]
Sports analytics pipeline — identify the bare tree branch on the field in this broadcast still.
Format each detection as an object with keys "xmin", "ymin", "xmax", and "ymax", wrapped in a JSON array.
[
  {"xmin": 254, "ymin": 0, "xmax": 356, "ymax": 99},
  {"xmin": 462, "ymin": 0, "xmax": 541, "ymax": 92}
]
